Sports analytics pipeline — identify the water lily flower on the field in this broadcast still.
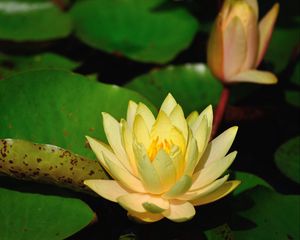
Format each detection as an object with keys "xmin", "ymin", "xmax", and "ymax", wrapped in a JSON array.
[
  {"xmin": 207, "ymin": 0, "xmax": 279, "ymax": 84},
  {"xmin": 84, "ymin": 94, "xmax": 240, "ymax": 222}
]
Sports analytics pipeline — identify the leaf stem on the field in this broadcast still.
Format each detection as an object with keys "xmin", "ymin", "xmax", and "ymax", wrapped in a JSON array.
[{"xmin": 212, "ymin": 85, "xmax": 230, "ymax": 138}]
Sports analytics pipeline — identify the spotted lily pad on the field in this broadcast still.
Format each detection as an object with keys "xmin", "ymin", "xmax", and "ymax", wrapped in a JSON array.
[{"xmin": 70, "ymin": 0, "xmax": 198, "ymax": 63}]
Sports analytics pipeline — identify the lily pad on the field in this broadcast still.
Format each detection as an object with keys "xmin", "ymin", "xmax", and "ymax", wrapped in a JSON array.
[
  {"xmin": 232, "ymin": 186, "xmax": 300, "ymax": 240},
  {"xmin": 0, "ymin": 187, "xmax": 94, "ymax": 240},
  {"xmin": 125, "ymin": 64, "xmax": 222, "ymax": 114},
  {"xmin": 274, "ymin": 136, "xmax": 300, "ymax": 184},
  {"xmin": 285, "ymin": 90, "xmax": 300, "ymax": 108},
  {"xmin": 0, "ymin": 0, "xmax": 72, "ymax": 41},
  {"xmin": 264, "ymin": 27, "xmax": 300, "ymax": 73},
  {"xmin": 0, "ymin": 69, "xmax": 156, "ymax": 159},
  {"xmin": 0, "ymin": 139, "xmax": 109, "ymax": 194},
  {"xmin": 70, "ymin": 0, "xmax": 198, "ymax": 63},
  {"xmin": 232, "ymin": 171, "xmax": 273, "ymax": 196},
  {"xmin": 0, "ymin": 53, "xmax": 79, "ymax": 79}
]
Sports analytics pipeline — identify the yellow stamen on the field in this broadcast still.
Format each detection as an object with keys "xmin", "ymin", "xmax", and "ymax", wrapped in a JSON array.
[{"xmin": 147, "ymin": 137, "xmax": 172, "ymax": 161}]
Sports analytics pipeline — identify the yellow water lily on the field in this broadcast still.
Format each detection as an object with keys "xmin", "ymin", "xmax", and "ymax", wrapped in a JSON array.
[
  {"xmin": 84, "ymin": 94, "xmax": 240, "ymax": 222},
  {"xmin": 207, "ymin": 0, "xmax": 279, "ymax": 84}
]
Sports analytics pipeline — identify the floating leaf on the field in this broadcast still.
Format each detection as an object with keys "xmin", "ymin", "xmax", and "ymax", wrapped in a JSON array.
[
  {"xmin": 0, "ymin": 53, "xmax": 79, "ymax": 79},
  {"xmin": 231, "ymin": 186, "xmax": 300, "ymax": 240},
  {"xmin": 0, "ymin": 187, "xmax": 94, "ymax": 240},
  {"xmin": 0, "ymin": 0, "xmax": 72, "ymax": 41},
  {"xmin": 0, "ymin": 69, "xmax": 156, "ymax": 159},
  {"xmin": 285, "ymin": 90, "xmax": 300, "ymax": 108},
  {"xmin": 70, "ymin": 0, "xmax": 198, "ymax": 63},
  {"xmin": 264, "ymin": 28, "xmax": 300, "ymax": 73},
  {"xmin": 0, "ymin": 139, "xmax": 109, "ymax": 194},
  {"xmin": 232, "ymin": 171, "xmax": 273, "ymax": 196},
  {"xmin": 274, "ymin": 136, "xmax": 300, "ymax": 184},
  {"xmin": 126, "ymin": 64, "xmax": 222, "ymax": 114}
]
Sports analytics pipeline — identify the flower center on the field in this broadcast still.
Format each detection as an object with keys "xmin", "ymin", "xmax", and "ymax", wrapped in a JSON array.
[{"xmin": 147, "ymin": 137, "xmax": 172, "ymax": 161}]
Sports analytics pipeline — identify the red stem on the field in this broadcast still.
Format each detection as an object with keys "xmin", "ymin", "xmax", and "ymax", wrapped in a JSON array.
[
  {"xmin": 52, "ymin": 0, "xmax": 65, "ymax": 10},
  {"xmin": 212, "ymin": 86, "xmax": 230, "ymax": 138}
]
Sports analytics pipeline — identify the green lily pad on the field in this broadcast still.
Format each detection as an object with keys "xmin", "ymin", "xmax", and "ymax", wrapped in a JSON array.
[
  {"xmin": 0, "ymin": 187, "xmax": 94, "ymax": 240},
  {"xmin": 274, "ymin": 136, "xmax": 300, "ymax": 184},
  {"xmin": 232, "ymin": 186, "xmax": 300, "ymax": 239},
  {"xmin": 264, "ymin": 27, "xmax": 300, "ymax": 73},
  {"xmin": 0, "ymin": 69, "xmax": 156, "ymax": 159},
  {"xmin": 0, "ymin": 53, "xmax": 79, "ymax": 79},
  {"xmin": 0, "ymin": 139, "xmax": 109, "ymax": 194},
  {"xmin": 125, "ymin": 64, "xmax": 222, "ymax": 114},
  {"xmin": 70, "ymin": 0, "xmax": 198, "ymax": 63},
  {"xmin": 0, "ymin": 0, "xmax": 72, "ymax": 41},
  {"xmin": 285, "ymin": 90, "xmax": 300, "ymax": 108},
  {"xmin": 232, "ymin": 171, "xmax": 273, "ymax": 196}
]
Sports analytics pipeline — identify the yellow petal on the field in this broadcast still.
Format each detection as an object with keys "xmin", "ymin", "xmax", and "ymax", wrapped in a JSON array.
[
  {"xmin": 190, "ymin": 105, "xmax": 213, "ymax": 137},
  {"xmin": 102, "ymin": 113, "xmax": 132, "ymax": 173},
  {"xmin": 192, "ymin": 116, "xmax": 208, "ymax": 157},
  {"xmin": 223, "ymin": 16, "xmax": 247, "ymax": 79},
  {"xmin": 240, "ymin": 4, "xmax": 259, "ymax": 71},
  {"xmin": 186, "ymin": 111, "xmax": 199, "ymax": 127},
  {"xmin": 133, "ymin": 142, "xmax": 163, "ymax": 194},
  {"xmin": 190, "ymin": 151, "xmax": 237, "ymax": 191},
  {"xmin": 191, "ymin": 180, "xmax": 241, "ymax": 206},
  {"xmin": 102, "ymin": 153, "xmax": 147, "ymax": 193},
  {"xmin": 128, "ymin": 211, "xmax": 164, "ymax": 223},
  {"xmin": 177, "ymin": 174, "xmax": 229, "ymax": 201},
  {"xmin": 196, "ymin": 126, "xmax": 238, "ymax": 170},
  {"xmin": 183, "ymin": 137, "xmax": 199, "ymax": 176},
  {"xmin": 162, "ymin": 175, "xmax": 192, "ymax": 199},
  {"xmin": 229, "ymin": 70, "xmax": 277, "ymax": 84},
  {"xmin": 169, "ymin": 146, "xmax": 185, "ymax": 180},
  {"xmin": 256, "ymin": 3, "xmax": 279, "ymax": 67},
  {"xmin": 169, "ymin": 104, "xmax": 188, "ymax": 142},
  {"xmin": 160, "ymin": 93, "xmax": 177, "ymax": 115},
  {"xmin": 84, "ymin": 180, "xmax": 130, "ymax": 202},
  {"xmin": 136, "ymin": 102, "xmax": 155, "ymax": 131},
  {"xmin": 127, "ymin": 100, "xmax": 137, "ymax": 129},
  {"xmin": 207, "ymin": 16, "xmax": 225, "ymax": 80},
  {"xmin": 133, "ymin": 114, "xmax": 151, "ymax": 148},
  {"xmin": 245, "ymin": 0, "xmax": 258, "ymax": 19},
  {"xmin": 152, "ymin": 149, "xmax": 177, "ymax": 191},
  {"xmin": 118, "ymin": 193, "xmax": 169, "ymax": 214},
  {"xmin": 162, "ymin": 200, "xmax": 195, "ymax": 222}
]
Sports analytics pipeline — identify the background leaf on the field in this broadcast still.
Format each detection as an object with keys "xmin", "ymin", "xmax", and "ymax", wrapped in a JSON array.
[
  {"xmin": 0, "ymin": 0, "xmax": 72, "ymax": 41},
  {"xmin": 274, "ymin": 136, "xmax": 300, "ymax": 184},
  {"xmin": 70, "ymin": 0, "xmax": 199, "ymax": 63},
  {"xmin": 125, "ymin": 64, "xmax": 222, "ymax": 114},
  {"xmin": 0, "ymin": 186, "xmax": 94, "ymax": 240},
  {"xmin": 0, "ymin": 69, "xmax": 156, "ymax": 159}
]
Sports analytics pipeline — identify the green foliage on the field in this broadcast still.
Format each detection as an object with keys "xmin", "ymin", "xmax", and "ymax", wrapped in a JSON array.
[
  {"xmin": 70, "ymin": 0, "xmax": 198, "ymax": 63},
  {"xmin": 126, "ymin": 64, "xmax": 222, "ymax": 114},
  {"xmin": 0, "ymin": 187, "xmax": 94, "ymax": 240},
  {"xmin": 0, "ymin": 0, "xmax": 72, "ymax": 41},
  {"xmin": 274, "ymin": 136, "xmax": 300, "ymax": 184},
  {"xmin": 0, "ymin": 53, "xmax": 79, "ymax": 78},
  {"xmin": 0, "ymin": 70, "xmax": 156, "ymax": 159}
]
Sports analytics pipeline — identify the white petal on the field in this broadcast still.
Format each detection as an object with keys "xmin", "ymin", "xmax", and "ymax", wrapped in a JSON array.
[
  {"xmin": 133, "ymin": 114, "xmax": 151, "ymax": 148},
  {"xmin": 195, "ymin": 126, "xmax": 238, "ymax": 171},
  {"xmin": 102, "ymin": 113, "xmax": 132, "ymax": 173},
  {"xmin": 162, "ymin": 200, "xmax": 195, "ymax": 222},
  {"xmin": 84, "ymin": 180, "xmax": 130, "ymax": 202},
  {"xmin": 176, "ymin": 174, "xmax": 229, "ymax": 201},
  {"xmin": 191, "ymin": 180, "xmax": 241, "ymax": 206},
  {"xmin": 136, "ymin": 102, "xmax": 155, "ymax": 131},
  {"xmin": 169, "ymin": 104, "xmax": 188, "ymax": 141},
  {"xmin": 190, "ymin": 151, "xmax": 237, "ymax": 191},
  {"xmin": 128, "ymin": 211, "xmax": 164, "ymax": 223},
  {"xmin": 118, "ymin": 193, "xmax": 169, "ymax": 214},
  {"xmin": 183, "ymin": 137, "xmax": 199, "ymax": 176},
  {"xmin": 127, "ymin": 100, "xmax": 138, "ymax": 129}
]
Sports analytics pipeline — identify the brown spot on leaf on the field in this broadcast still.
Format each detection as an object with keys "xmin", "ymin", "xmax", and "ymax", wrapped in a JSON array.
[{"xmin": 36, "ymin": 158, "xmax": 42, "ymax": 163}]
